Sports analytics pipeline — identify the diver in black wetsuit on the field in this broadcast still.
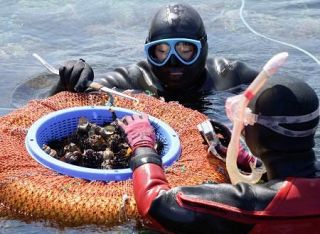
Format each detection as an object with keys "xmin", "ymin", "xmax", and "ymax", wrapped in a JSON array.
[
  {"xmin": 51, "ymin": 3, "xmax": 261, "ymax": 172},
  {"xmin": 118, "ymin": 76, "xmax": 320, "ymax": 234},
  {"xmin": 52, "ymin": 3, "xmax": 257, "ymax": 109}
]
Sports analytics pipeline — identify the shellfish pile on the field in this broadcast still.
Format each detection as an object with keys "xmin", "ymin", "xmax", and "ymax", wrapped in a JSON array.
[{"xmin": 42, "ymin": 117, "xmax": 134, "ymax": 169}]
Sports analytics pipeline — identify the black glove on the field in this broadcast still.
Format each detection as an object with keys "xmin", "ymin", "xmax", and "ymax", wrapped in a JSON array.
[
  {"xmin": 209, "ymin": 120, "xmax": 231, "ymax": 148},
  {"xmin": 209, "ymin": 120, "xmax": 264, "ymax": 174},
  {"xmin": 58, "ymin": 59, "xmax": 94, "ymax": 92},
  {"xmin": 198, "ymin": 119, "xmax": 231, "ymax": 161}
]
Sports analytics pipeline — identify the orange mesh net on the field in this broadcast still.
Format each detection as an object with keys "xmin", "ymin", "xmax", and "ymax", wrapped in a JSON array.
[{"xmin": 0, "ymin": 92, "xmax": 229, "ymax": 226}]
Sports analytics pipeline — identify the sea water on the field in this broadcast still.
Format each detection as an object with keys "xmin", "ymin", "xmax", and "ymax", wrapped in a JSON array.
[{"xmin": 0, "ymin": 0, "xmax": 319, "ymax": 232}]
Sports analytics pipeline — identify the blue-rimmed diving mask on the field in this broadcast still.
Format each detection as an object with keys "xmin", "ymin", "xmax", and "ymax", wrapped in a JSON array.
[{"xmin": 144, "ymin": 38, "xmax": 202, "ymax": 66}]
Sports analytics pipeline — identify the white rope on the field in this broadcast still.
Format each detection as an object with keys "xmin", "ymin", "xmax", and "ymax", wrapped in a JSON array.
[{"xmin": 239, "ymin": 0, "xmax": 320, "ymax": 65}]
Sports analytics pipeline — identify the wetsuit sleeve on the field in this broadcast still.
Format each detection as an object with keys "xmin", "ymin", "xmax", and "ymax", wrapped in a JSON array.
[
  {"xmin": 94, "ymin": 61, "xmax": 162, "ymax": 95},
  {"xmin": 96, "ymin": 64, "xmax": 145, "ymax": 91},
  {"xmin": 132, "ymin": 153, "xmax": 278, "ymax": 233}
]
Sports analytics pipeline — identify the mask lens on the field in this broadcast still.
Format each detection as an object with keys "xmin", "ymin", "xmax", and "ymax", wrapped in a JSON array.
[
  {"xmin": 175, "ymin": 41, "xmax": 197, "ymax": 62},
  {"xmin": 148, "ymin": 43, "xmax": 170, "ymax": 63}
]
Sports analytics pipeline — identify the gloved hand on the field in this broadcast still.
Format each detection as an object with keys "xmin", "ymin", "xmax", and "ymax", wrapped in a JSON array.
[
  {"xmin": 58, "ymin": 59, "xmax": 94, "ymax": 92},
  {"xmin": 118, "ymin": 114, "xmax": 156, "ymax": 152},
  {"xmin": 209, "ymin": 120, "xmax": 231, "ymax": 148},
  {"xmin": 198, "ymin": 119, "xmax": 231, "ymax": 160},
  {"xmin": 209, "ymin": 120, "xmax": 264, "ymax": 174}
]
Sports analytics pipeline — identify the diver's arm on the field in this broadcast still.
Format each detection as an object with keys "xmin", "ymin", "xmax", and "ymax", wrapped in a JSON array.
[
  {"xmin": 97, "ymin": 61, "xmax": 162, "ymax": 95},
  {"xmin": 97, "ymin": 65, "xmax": 145, "ymax": 91},
  {"xmin": 53, "ymin": 59, "xmax": 159, "ymax": 95},
  {"xmin": 131, "ymin": 148, "xmax": 277, "ymax": 233},
  {"xmin": 132, "ymin": 161, "xmax": 171, "ymax": 232}
]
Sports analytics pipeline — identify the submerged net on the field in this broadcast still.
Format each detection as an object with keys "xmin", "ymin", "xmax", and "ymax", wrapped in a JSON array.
[{"xmin": 0, "ymin": 92, "xmax": 229, "ymax": 227}]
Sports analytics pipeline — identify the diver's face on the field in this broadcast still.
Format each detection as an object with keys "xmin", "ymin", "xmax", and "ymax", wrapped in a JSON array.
[
  {"xmin": 153, "ymin": 42, "xmax": 197, "ymax": 84},
  {"xmin": 154, "ymin": 42, "xmax": 195, "ymax": 62},
  {"xmin": 154, "ymin": 43, "xmax": 196, "ymax": 85},
  {"xmin": 153, "ymin": 58, "xmax": 190, "ymax": 90},
  {"xmin": 152, "ymin": 57, "xmax": 192, "ymax": 90},
  {"xmin": 149, "ymin": 41, "xmax": 207, "ymax": 91}
]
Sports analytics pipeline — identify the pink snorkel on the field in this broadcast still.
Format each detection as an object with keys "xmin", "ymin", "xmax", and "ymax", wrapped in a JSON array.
[{"xmin": 226, "ymin": 52, "xmax": 289, "ymax": 184}]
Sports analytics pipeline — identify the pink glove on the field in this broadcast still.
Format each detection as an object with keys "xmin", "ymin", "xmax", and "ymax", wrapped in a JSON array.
[{"xmin": 118, "ymin": 114, "xmax": 156, "ymax": 152}]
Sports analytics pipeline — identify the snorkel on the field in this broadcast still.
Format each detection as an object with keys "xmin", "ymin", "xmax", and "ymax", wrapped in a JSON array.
[{"xmin": 226, "ymin": 52, "xmax": 289, "ymax": 184}]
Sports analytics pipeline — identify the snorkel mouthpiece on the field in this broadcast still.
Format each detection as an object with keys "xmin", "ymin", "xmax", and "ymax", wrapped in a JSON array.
[{"xmin": 226, "ymin": 52, "xmax": 288, "ymax": 185}]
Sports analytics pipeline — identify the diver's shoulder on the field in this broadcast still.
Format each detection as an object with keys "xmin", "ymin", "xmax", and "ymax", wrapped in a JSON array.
[
  {"xmin": 112, "ymin": 60, "xmax": 150, "ymax": 82},
  {"xmin": 136, "ymin": 60, "xmax": 151, "ymax": 70},
  {"xmin": 206, "ymin": 57, "xmax": 238, "ymax": 76}
]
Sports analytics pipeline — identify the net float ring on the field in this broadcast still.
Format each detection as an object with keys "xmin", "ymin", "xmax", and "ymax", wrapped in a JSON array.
[{"xmin": 0, "ymin": 92, "xmax": 229, "ymax": 226}]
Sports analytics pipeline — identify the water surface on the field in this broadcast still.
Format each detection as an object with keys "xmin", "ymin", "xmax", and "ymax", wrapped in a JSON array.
[{"xmin": 0, "ymin": 0, "xmax": 319, "ymax": 232}]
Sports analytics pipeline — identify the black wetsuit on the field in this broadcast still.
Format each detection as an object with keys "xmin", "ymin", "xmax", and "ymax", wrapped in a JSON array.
[{"xmin": 94, "ymin": 58, "xmax": 258, "ymax": 118}]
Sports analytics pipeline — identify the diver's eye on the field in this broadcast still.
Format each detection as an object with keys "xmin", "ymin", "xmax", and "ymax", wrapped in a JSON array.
[
  {"xmin": 153, "ymin": 43, "xmax": 170, "ymax": 62},
  {"xmin": 175, "ymin": 42, "xmax": 196, "ymax": 61}
]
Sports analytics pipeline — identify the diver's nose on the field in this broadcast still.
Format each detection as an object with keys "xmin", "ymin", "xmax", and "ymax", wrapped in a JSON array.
[{"xmin": 169, "ymin": 54, "xmax": 180, "ymax": 66}]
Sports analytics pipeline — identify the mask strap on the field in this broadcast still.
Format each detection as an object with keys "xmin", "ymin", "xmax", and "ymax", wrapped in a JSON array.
[{"xmin": 255, "ymin": 108, "xmax": 319, "ymax": 137}]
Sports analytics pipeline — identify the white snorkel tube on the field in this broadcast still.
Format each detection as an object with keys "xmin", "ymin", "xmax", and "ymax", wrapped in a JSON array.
[{"xmin": 226, "ymin": 52, "xmax": 289, "ymax": 184}]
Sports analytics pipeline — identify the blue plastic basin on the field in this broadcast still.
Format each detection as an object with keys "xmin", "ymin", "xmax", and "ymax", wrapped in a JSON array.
[{"xmin": 25, "ymin": 106, "xmax": 181, "ymax": 181}]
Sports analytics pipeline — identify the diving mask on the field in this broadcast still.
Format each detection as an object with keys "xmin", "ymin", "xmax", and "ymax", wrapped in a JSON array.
[{"xmin": 144, "ymin": 38, "xmax": 203, "ymax": 66}]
